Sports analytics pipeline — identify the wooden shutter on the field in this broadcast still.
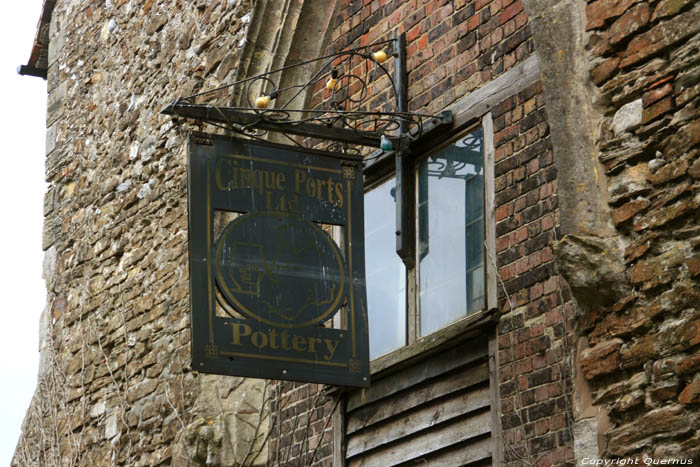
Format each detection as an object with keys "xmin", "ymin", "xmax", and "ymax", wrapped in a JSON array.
[{"xmin": 344, "ymin": 335, "xmax": 493, "ymax": 466}]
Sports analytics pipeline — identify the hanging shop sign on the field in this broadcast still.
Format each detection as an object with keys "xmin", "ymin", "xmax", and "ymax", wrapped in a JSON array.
[{"xmin": 187, "ymin": 133, "xmax": 370, "ymax": 387}]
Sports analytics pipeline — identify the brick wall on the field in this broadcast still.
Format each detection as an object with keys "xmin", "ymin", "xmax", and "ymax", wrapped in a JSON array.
[
  {"xmin": 268, "ymin": 382, "xmax": 337, "ymax": 467},
  {"xmin": 493, "ymin": 81, "xmax": 576, "ymax": 465},
  {"xmin": 315, "ymin": 0, "xmax": 534, "ymax": 115},
  {"xmin": 579, "ymin": 0, "xmax": 700, "ymax": 460},
  {"xmin": 271, "ymin": 0, "xmax": 577, "ymax": 465}
]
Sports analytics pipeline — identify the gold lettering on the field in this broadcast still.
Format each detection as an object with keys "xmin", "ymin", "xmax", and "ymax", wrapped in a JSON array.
[
  {"xmin": 231, "ymin": 325, "xmax": 342, "ymax": 361},
  {"xmin": 268, "ymin": 329, "xmax": 279, "ymax": 349},
  {"xmin": 326, "ymin": 177, "xmax": 335, "ymax": 204},
  {"xmin": 292, "ymin": 335, "xmax": 307, "ymax": 352},
  {"xmin": 308, "ymin": 337, "xmax": 321, "ymax": 353},
  {"xmin": 281, "ymin": 331, "xmax": 291, "ymax": 351},
  {"xmin": 324, "ymin": 339, "xmax": 340, "ymax": 361},
  {"xmin": 305, "ymin": 178, "xmax": 316, "ymax": 198},
  {"xmin": 232, "ymin": 323, "xmax": 252, "ymax": 345},
  {"xmin": 240, "ymin": 168, "xmax": 252, "ymax": 188},
  {"xmin": 335, "ymin": 182, "xmax": 344, "ymax": 207},
  {"xmin": 215, "ymin": 159, "xmax": 232, "ymax": 190},
  {"xmin": 277, "ymin": 172, "xmax": 286, "ymax": 191},
  {"xmin": 251, "ymin": 331, "xmax": 268, "ymax": 348},
  {"xmin": 316, "ymin": 179, "xmax": 326, "ymax": 200},
  {"xmin": 294, "ymin": 170, "xmax": 306, "ymax": 194}
]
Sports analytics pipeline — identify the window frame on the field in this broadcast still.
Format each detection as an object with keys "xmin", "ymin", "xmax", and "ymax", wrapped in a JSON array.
[{"xmin": 362, "ymin": 112, "xmax": 498, "ymax": 371}]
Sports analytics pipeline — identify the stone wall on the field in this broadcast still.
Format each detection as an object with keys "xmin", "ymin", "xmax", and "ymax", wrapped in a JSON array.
[
  {"xmin": 574, "ymin": 0, "xmax": 700, "ymax": 461},
  {"xmin": 13, "ymin": 1, "xmax": 275, "ymax": 465}
]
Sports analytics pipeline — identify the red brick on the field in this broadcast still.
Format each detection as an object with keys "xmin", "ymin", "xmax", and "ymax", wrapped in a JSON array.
[
  {"xmin": 535, "ymin": 385, "xmax": 549, "ymax": 402},
  {"xmin": 496, "ymin": 204, "xmax": 510, "ymax": 221},
  {"xmin": 468, "ymin": 14, "xmax": 480, "ymax": 31},
  {"xmin": 515, "ymin": 225, "xmax": 529, "ymax": 243},
  {"xmin": 642, "ymin": 81, "xmax": 673, "ymax": 107},
  {"xmin": 528, "ymin": 284, "xmax": 542, "ymax": 301},
  {"xmin": 535, "ymin": 453, "xmax": 552, "ymax": 467},
  {"xmin": 641, "ymin": 96, "xmax": 674, "ymax": 124},
  {"xmin": 532, "ymin": 354, "xmax": 548, "ymax": 370},
  {"xmin": 545, "ymin": 309, "xmax": 562, "ymax": 327},
  {"xmin": 406, "ymin": 24, "xmax": 421, "ymax": 42}
]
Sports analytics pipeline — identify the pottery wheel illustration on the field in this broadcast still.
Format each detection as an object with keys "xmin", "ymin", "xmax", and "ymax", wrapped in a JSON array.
[{"xmin": 214, "ymin": 211, "xmax": 345, "ymax": 328}]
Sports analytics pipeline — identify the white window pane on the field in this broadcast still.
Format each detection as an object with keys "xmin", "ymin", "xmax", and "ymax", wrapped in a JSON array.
[
  {"xmin": 364, "ymin": 178, "xmax": 406, "ymax": 358},
  {"xmin": 418, "ymin": 128, "xmax": 485, "ymax": 336}
]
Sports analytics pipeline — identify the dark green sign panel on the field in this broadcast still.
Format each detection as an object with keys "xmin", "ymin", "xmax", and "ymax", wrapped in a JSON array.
[{"xmin": 187, "ymin": 133, "xmax": 370, "ymax": 387}]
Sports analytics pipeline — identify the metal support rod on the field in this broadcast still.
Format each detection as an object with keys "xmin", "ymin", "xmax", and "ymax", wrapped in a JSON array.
[
  {"xmin": 394, "ymin": 33, "xmax": 415, "ymax": 268},
  {"xmin": 162, "ymin": 101, "xmax": 397, "ymax": 148}
]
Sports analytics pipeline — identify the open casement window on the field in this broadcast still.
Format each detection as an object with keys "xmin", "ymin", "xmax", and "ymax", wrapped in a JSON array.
[
  {"xmin": 363, "ymin": 125, "xmax": 492, "ymax": 360},
  {"xmin": 339, "ymin": 117, "xmax": 499, "ymax": 466}
]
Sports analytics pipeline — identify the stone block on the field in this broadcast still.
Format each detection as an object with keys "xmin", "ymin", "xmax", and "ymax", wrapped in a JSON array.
[
  {"xmin": 573, "ymin": 418, "xmax": 600, "ymax": 463},
  {"xmin": 593, "ymin": 371, "xmax": 647, "ymax": 404},
  {"xmin": 624, "ymin": 231, "xmax": 657, "ymax": 263},
  {"xmin": 648, "ymin": 380, "xmax": 680, "ymax": 402},
  {"xmin": 606, "ymin": 405, "xmax": 687, "ymax": 451},
  {"xmin": 689, "ymin": 158, "xmax": 700, "ymax": 179},
  {"xmin": 612, "ymin": 99, "xmax": 643, "ymax": 135},
  {"xmin": 42, "ymin": 215, "xmax": 61, "ymax": 251},
  {"xmin": 586, "ymin": 0, "xmax": 640, "ymax": 30},
  {"xmin": 620, "ymin": 3, "xmax": 700, "ymax": 69},
  {"xmin": 687, "ymin": 254, "xmax": 700, "ymax": 277},
  {"xmin": 652, "ymin": 0, "xmax": 694, "ymax": 22},
  {"xmin": 48, "ymin": 13, "xmax": 66, "ymax": 66},
  {"xmin": 663, "ymin": 119, "xmax": 700, "ymax": 159},
  {"xmin": 609, "ymin": 3, "xmax": 650, "ymax": 45},
  {"xmin": 46, "ymin": 123, "xmax": 57, "ymax": 156},
  {"xmin": 637, "ymin": 195, "xmax": 698, "ymax": 231},
  {"xmin": 46, "ymin": 81, "xmax": 67, "ymax": 127},
  {"xmin": 611, "ymin": 197, "xmax": 649, "ymax": 225},
  {"xmin": 590, "ymin": 306, "xmax": 648, "ymax": 343},
  {"xmin": 678, "ymin": 380, "xmax": 700, "ymax": 404},
  {"xmin": 580, "ymin": 338, "xmax": 622, "ymax": 379},
  {"xmin": 591, "ymin": 57, "xmax": 620, "ymax": 86},
  {"xmin": 610, "ymin": 389, "xmax": 644, "ymax": 413},
  {"xmin": 628, "ymin": 248, "xmax": 683, "ymax": 288}
]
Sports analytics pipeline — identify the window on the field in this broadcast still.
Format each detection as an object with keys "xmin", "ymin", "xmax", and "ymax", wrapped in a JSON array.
[{"xmin": 364, "ymin": 126, "xmax": 488, "ymax": 359}]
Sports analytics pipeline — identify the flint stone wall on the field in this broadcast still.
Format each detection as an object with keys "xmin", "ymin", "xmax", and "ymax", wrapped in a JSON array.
[{"xmin": 13, "ymin": 1, "xmax": 273, "ymax": 466}]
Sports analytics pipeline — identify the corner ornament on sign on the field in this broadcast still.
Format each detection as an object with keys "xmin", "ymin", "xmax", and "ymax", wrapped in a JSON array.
[{"xmin": 187, "ymin": 132, "xmax": 370, "ymax": 387}]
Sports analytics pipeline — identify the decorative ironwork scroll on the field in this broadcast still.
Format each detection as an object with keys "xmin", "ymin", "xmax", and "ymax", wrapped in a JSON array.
[
  {"xmin": 163, "ymin": 36, "xmax": 451, "ymax": 152},
  {"xmin": 188, "ymin": 133, "xmax": 370, "ymax": 387}
]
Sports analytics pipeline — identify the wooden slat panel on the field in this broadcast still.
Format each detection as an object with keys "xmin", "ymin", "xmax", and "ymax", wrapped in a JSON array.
[
  {"xmin": 346, "ymin": 361, "xmax": 489, "ymax": 434},
  {"xmin": 348, "ymin": 409, "xmax": 491, "ymax": 467},
  {"xmin": 347, "ymin": 337, "xmax": 488, "ymax": 411},
  {"xmin": 420, "ymin": 436, "xmax": 492, "ymax": 467},
  {"xmin": 347, "ymin": 386, "xmax": 490, "ymax": 457}
]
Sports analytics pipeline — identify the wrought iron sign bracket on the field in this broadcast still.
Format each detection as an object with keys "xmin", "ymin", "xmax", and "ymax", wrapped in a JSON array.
[
  {"xmin": 162, "ymin": 101, "xmax": 393, "ymax": 149},
  {"xmin": 161, "ymin": 33, "xmax": 452, "ymax": 154}
]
